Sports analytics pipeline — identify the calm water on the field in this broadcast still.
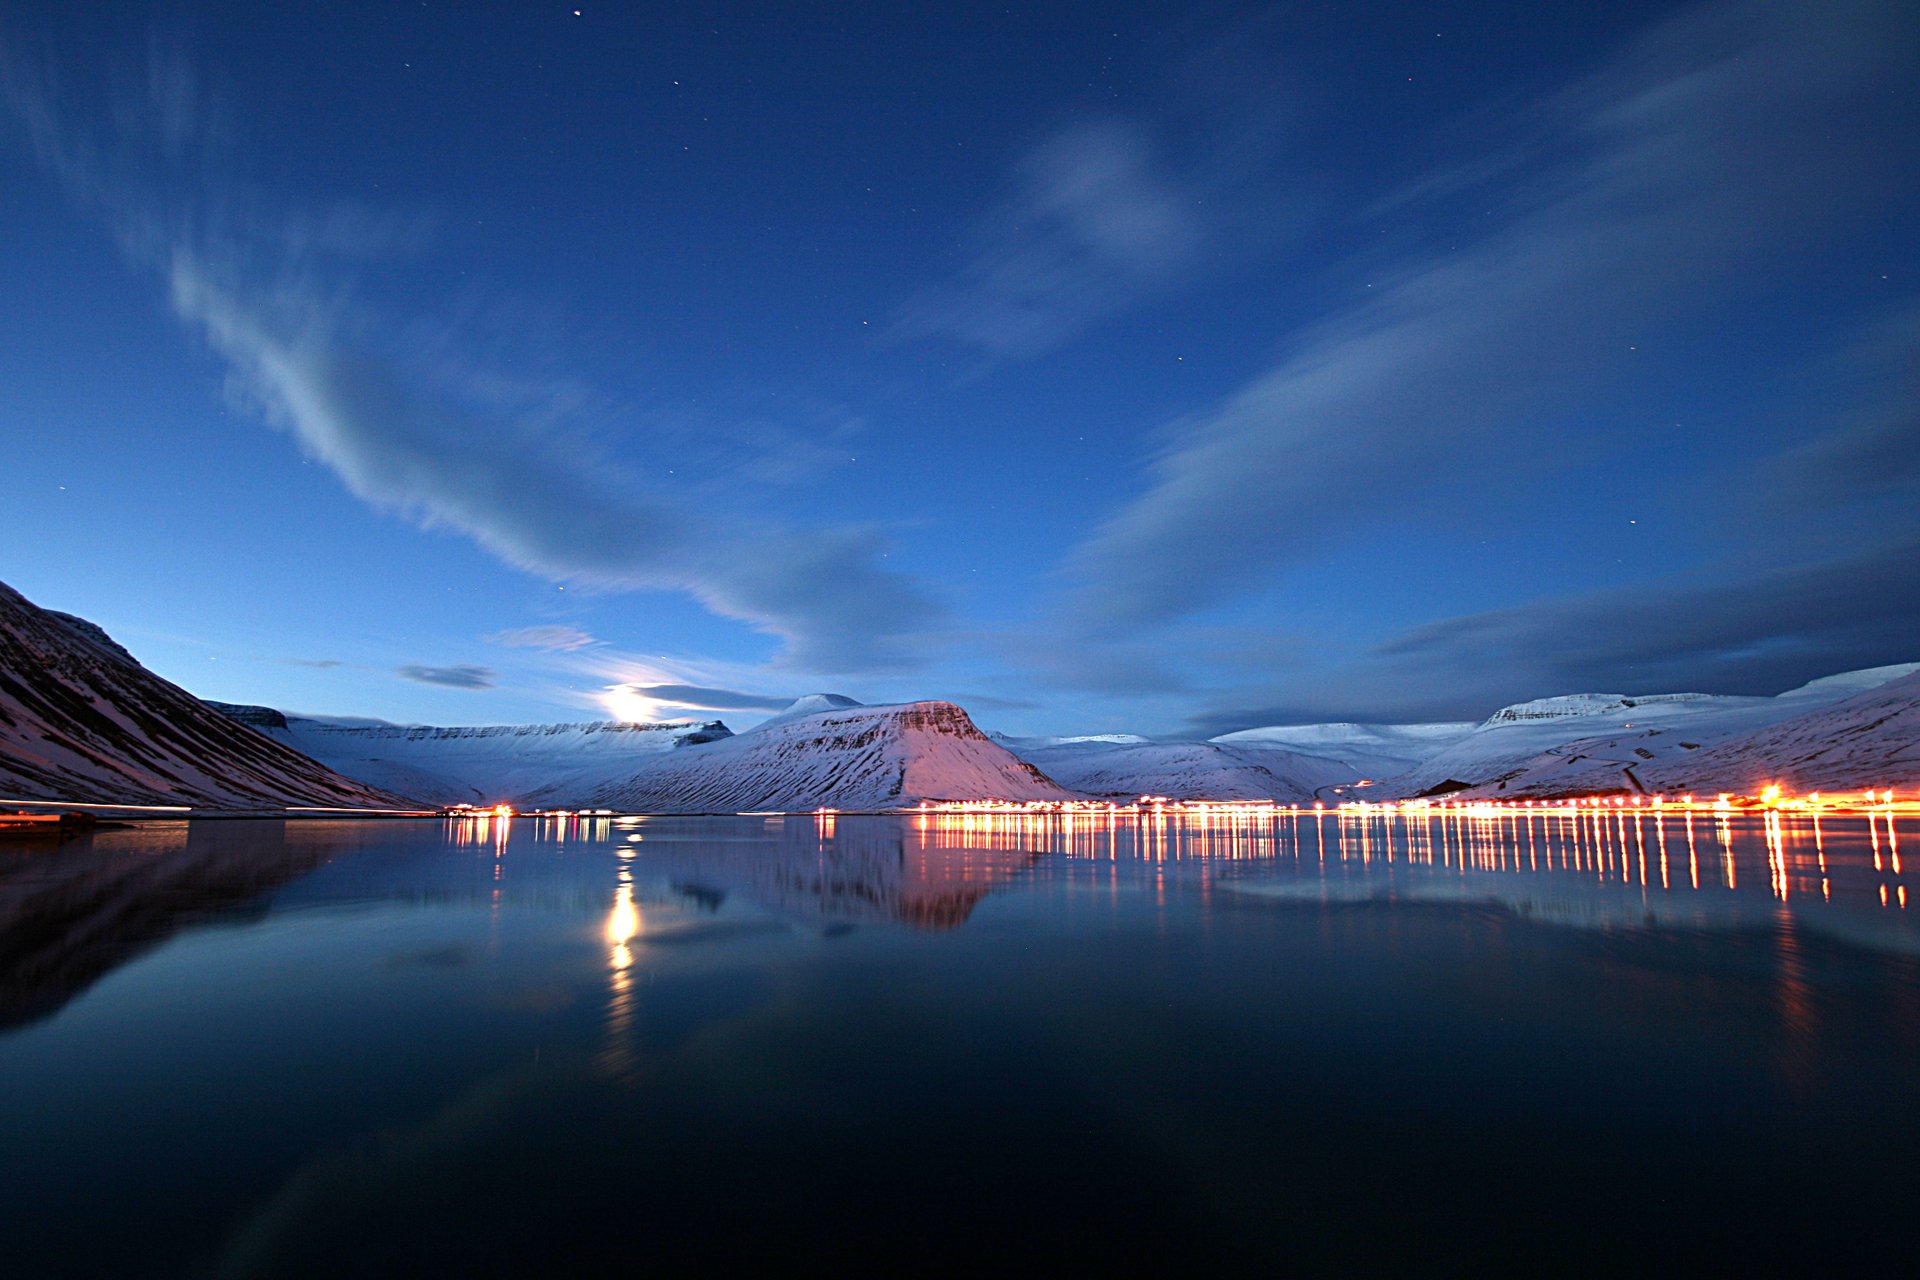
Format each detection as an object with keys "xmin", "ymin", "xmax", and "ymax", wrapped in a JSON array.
[{"xmin": 3, "ymin": 808, "xmax": 1917, "ymax": 1276}]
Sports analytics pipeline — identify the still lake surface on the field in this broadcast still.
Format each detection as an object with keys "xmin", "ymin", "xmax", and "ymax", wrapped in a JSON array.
[{"xmin": 2, "ymin": 807, "xmax": 1917, "ymax": 1276}]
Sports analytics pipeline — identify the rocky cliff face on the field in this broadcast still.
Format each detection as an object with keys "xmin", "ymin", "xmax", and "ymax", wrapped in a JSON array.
[
  {"xmin": 584, "ymin": 700, "xmax": 1076, "ymax": 813},
  {"xmin": 0, "ymin": 581, "xmax": 407, "ymax": 809}
]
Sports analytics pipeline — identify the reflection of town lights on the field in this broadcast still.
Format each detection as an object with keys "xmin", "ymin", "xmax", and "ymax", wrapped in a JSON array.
[{"xmin": 893, "ymin": 788, "xmax": 1908, "ymax": 820}]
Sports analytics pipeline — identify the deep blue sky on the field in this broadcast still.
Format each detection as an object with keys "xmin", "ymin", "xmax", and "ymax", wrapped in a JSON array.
[{"xmin": 3, "ymin": 1, "xmax": 1916, "ymax": 735}]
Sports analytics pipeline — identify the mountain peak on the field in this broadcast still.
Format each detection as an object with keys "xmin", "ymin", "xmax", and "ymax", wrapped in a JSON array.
[
  {"xmin": 750, "ymin": 693, "xmax": 865, "ymax": 730},
  {"xmin": 587, "ymin": 698, "xmax": 1073, "ymax": 812}
]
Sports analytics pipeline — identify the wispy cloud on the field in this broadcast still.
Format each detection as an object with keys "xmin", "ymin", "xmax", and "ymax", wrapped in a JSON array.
[
  {"xmin": 894, "ymin": 114, "xmax": 1244, "ymax": 360},
  {"xmin": 616, "ymin": 684, "xmax": 792, "ymax": 713},
  {"xmin": 1762, "ymin": 303, "xmax": 1920, "ymax": 513},
  {"xmin": 485, "ymin": 625, "xmax": 599, "ymax": 653},
  {"xmin": 396, "ymin": 664, "xmax": 496, "ymax": 690},
  {"xmin": 1063, "ymin": 0, "xmax": 1920, "ymax": 631},
  {"xmin": 1, "ymin": 33, "xmax": 941, "ymax": 675},
  {"xmin": 893, "ymin": 121, "xmax": 1203, "ymax": 359},
  {"xmin": 889, "ymin": 15, "xmax": 1296, "ymax": 368}
]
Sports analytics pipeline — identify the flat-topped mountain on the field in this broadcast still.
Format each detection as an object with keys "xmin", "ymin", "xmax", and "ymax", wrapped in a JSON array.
[
  {"xmin": 582, "ymin": 700, "xmax": 1075, "ymax": 813},
  {"xmin": 0, "ymin": 581, "xmax": 405, "ymax": 809}
]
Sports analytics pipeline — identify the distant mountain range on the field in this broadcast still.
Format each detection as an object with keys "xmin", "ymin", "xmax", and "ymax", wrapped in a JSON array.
[
  {"xmin": 1385, "ymin": 664, "xmax": 1920, "ymax": 800},
  {"xmin": 209, "ymin": 705, "xmax": 731, "ymax": 808},
  {"xmin": 1004, "ymin": 737, "xmax": 1345, "ymax": 803},
  {"xmin": 4, "ymin": 578, "xmax": 1917, "ymax": 811}
]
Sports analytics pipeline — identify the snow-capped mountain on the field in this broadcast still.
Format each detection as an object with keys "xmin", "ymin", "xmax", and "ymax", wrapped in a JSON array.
[
  {"xmin": 208, "ymin": 706, "xmax": 732, "ymax": 808},
  {"xmin": 1384, "ymin": 663, "xmax": 1920, "ymax": 799},
  {"xmin": 1012, "ymin": 739, "xmax": 1346, "ymax": 803},
  {"xmin": 1207, "ymin": 721, "xmax": 1476, "ymax": 781},
  {"xmin": 582, "ymin": 701, "xmax": 1075, "ymax": 812},
  {"xmin": 0, "ymin": 581, "xmax": 405, "ymax": 809},
  {"xmin": 746, "ymin": 693, "xmax": 864, "ymax": 730}
]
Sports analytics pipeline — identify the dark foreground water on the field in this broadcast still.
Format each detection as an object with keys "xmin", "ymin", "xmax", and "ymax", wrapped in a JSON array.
[{"xmin": 2, "ymin": 807, "xmax": 1917, "ymax": 1277}]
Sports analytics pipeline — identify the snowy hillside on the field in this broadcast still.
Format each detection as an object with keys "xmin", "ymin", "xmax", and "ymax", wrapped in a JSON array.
[
  {"xmin": 1013, "ymin": 739, "xmax": 1345, "ymax": 803},
  {"xmin": 583, "ymin": 701, "xmax": 1075, "ymax": 812},
  {"xmin": 1631, "ymin": 670, "xmax": 1920, "ymax": 795},
  {"xmin": 0, "ymin": 581, "xmax": 407, "ymax": 809},
  {"xmin": 208, "ymin": 708, "xmax": 732, "ymax": 808},
  {"xmin": 1383, "ymin": 664, "xmax": 1920, "ymax": 799},
  {"xmin": 1208, "ymin": 721, "xmax": 1476, "ymax": 780}
]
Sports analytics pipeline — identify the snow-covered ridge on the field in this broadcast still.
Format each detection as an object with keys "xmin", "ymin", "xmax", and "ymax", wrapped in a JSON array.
[
  {"xmin": 997, "ymin": 732, "xmax": 1154, "ymax": 749},
  {"xmin": 1481, "ymin": 692, "xmax": 1728, "ymax": 726},
  {"xmin": 284, "ymin": 719, "xmax": 730, "ymax": 745},
  {"xmin": 1777, "ymin": 663, "xmax": 1920, "ymax": 701},
  {"xmin": 203, "ymin": 701, "xmax": 290, "ymax": 730}
]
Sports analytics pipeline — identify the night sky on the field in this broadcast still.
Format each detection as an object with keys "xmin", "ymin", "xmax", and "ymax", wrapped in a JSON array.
[{"xmin": 3, "ymin": 1, "xmax": 1916, "ymax": 736}]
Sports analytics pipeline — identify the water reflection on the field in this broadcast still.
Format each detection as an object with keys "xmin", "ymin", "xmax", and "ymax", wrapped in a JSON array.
[
  {"xmin": 906, "ymin": 805, "xmax": 1918, "ymax": 951},
  {"xmin": 2, "ymin": 805, "xmax": 1912, "ymax": 1053},
  {"xmin": 610, "ymin": 813, "xmax": 1043, "ymax": 930},
  {"xmin": 0, "ymin": 821, "xmax": 370, "ymax": 1031},
  {"xmin": 3, "ymin": 810, "xmax": 1919, "ymax": 1277},
  {"xmin": 599, "ymin": 850, "xmax": 641, "ymax": 1081}
]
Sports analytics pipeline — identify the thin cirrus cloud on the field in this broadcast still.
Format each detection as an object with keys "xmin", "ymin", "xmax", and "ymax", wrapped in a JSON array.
[
  {"xmin": 486, "ymin": 625, "xmax": 600, "ymax": 654},
  {"xmin": 396, "ymin": 664, "xmax": 497, "ymax": 691},
  {"xmin": 1064, "ymin": 0, "xmax": 1920, "ymax": 633},
  {"xmin": 0, "ymin": 36, "xmax": 940, "ymax": 676},
  {"xmin": 890, "ymin": 18, "xmax": 1293, "ymax": 367},
  {"xmin": 891, "ymin": 119, "xmax": 1208, "ymax": 360},
  {"xmin": 616, "ymin": 684, "xmax": 793, "ymax": 714}
]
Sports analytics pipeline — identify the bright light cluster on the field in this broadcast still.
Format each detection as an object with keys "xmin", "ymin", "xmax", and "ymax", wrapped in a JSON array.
[{"xmin": 439, "ymin": 788, "xmax": 1910, "ymax": 821}]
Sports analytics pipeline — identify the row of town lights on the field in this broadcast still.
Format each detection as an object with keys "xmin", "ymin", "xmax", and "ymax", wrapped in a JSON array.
[{"xmin": 443, "ymin": 788, "xmax": 1908, "ymax": 822}]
